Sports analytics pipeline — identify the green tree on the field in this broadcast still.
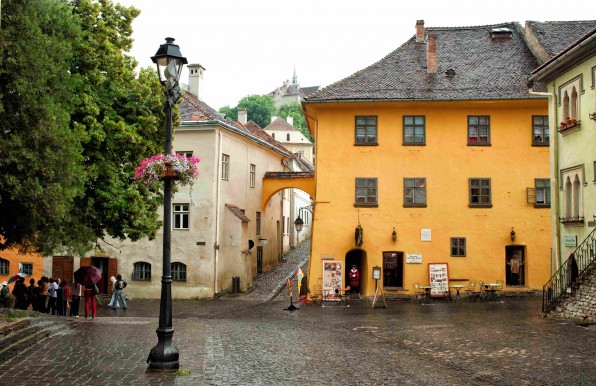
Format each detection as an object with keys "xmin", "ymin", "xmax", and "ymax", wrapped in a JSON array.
[
  {"xmin": 237, "ymin": 95, "xmax": 276, "ymax": 128},
  {"xmin": 218, "ymin": 105, "xmax": 237, "ymax": 122},
  {"xmin": 277, "ymin": 102, "xmax": 313, "ymax": 142},
  {"xmin": 0, "ymin": 0, "xmax": 85, "ymax": 253},
  {"xmin": 0, "ymin": 0, "xmax": 166, "ymax": 255}
]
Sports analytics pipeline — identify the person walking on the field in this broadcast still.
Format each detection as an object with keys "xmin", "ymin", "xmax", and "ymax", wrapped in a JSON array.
[
  {"xmin": 107, "ymin": 276, "xmax": 120, "ymax": 309},
  {"xmin": 69, "ymin": 280, "xmax": 82, "ymax": 318},
  {"xmin": 56, "ymin": 279, "xmax": 64, "ymax": 315},
  {"xmin": 113, "ymin": 274, "xmax": 127, "ymax": 309},
  {"xmin": 27, "ymin": 278, "xmax": 38, "ymax": 311},
  {"xmin": 47, "ymin": 278, "xmax": 59, "ymax": 315},
  {"xmin": 84, "ymin": 282, "xmax": 97, "ymax": 319}
]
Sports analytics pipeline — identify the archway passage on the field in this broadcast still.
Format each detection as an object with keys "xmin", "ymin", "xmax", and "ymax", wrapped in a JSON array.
[
  {"xmin": 345, "ymin": 249, "xmax": 367, "ymax": 296},
  {"xmin": 262, "ymin": 172, "xmax": 315, "ymax": 210}
]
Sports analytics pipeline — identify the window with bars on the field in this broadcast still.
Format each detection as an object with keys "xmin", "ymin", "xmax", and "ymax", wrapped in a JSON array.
[
  {"xmin": 0, "ymin": 258, "xmax": 9, "ymax": 275},
  {"xmin": 355, "ymin": 116, "xmax": 378, "ymax": 145},
  {"xmin": 355, "ymin": 178, "xmax": 378, "ymax": 207},
  {"xmin": 250, "ymin": 164, "xmax": 256, "ymax": 188},
  {"xmin": 174, "ymin": 204, "xmax": 190, "ymax": 230},
  {"xmin": 532, "ymin": 116, "xmax": 549, "ymax": 146},
  {"xmin": 468, "ymin": 116, "xmax": 490, "ymax": 145},
  {"xmin": 403, "ymin": 116, "xmax": 425, "ymax": 145},
  {"xmin": 404, "ymin": 178, "xmax": 427, "ymax": 207},
  {"xmin": 450, "ymin": 238, "xmax": 466, "ymax": 257},
  {"xmin": 469, "ymin": 178, "xmax": 492, "ymax": 207},
  {"xmin": 133, "ymin": 262, "xmax": 151, "ymax": 281},
  {"xmin": 222, "ymin": 154, "xmax": 230, "ymax": 180},
  {"xmin": 171, "ymin": 262, "xmax": 187, "ymax": 282}
]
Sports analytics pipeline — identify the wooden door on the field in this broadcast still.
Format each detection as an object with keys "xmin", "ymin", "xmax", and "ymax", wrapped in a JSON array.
[
  {"xmin": 257, "ymin": 246, "xmax": 263, "ymax": 274},
  {"xmin": 52, "ymin": 256, "xmax": 74, "ymax": 283}
]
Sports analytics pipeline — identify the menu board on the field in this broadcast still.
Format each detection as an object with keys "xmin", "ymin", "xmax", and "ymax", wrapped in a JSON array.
[
  {"xmin": 322, "ymin": 261, "xmax": 343, "ymax": 300},
  {"xmin": 428, "ymin": 263, "xmax": 449, "ymax": 297}
]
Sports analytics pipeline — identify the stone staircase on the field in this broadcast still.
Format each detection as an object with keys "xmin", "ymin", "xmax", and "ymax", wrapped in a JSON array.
[
  {"xmin": 0, "ymin": 312, "xmax": 65, "ymax": 364},
  {"xmin": 547, "ymin": 262, "xmax": 596, "ymax": 321}
]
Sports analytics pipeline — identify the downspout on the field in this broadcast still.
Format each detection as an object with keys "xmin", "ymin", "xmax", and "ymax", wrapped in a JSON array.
[
  {"xmin": 528, "ymin": 85, "xmax": 560, "ymax": 276},
  {"xmin": 214, "ymin": 129, "xmax": 223, "ymax": 296},
  {"xmin": 302, "ymin": 107, "xmax": 318, "ymax": 295}
]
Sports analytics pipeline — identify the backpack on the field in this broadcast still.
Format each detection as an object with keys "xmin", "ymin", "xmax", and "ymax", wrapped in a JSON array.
[{"xmin": 116, "ymin": 280, "xmax": 127, "ymax": 290}]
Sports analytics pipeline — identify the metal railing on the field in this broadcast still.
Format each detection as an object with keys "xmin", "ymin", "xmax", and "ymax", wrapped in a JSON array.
[{"xmin": 543, "ymin": 227, "xmax": 596, "ymax": 312}]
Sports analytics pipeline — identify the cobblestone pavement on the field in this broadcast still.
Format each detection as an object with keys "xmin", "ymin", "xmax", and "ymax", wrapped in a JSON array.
[
  {"xmin": 238, "ymin": 240, "xmax": 310, "ymax": 302},
  {"xmin": 1, "ymin": 295, "xmax": 595, "ymax": 385}
]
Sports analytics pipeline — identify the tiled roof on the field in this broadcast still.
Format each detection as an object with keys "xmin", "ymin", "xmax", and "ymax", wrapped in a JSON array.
[
  {"xmin": 305, "ymin": 22, "xmax": 544, "ymax": 102},
  {"xmin": 264, "ymin": 117, "xmax": 298, "ymax": 132},
  {"xmin": 295, "ymin": 156, "xmax": 314, "ymax": 173},
  {"xmin": 179, "ymin": 92, "xmax": 293, "ymax": 158},
  {"xmin": 300, "ymin": 86, "xmax": 321, "ymax": 97},
  {"xmin": 225, "ymin": 204, "xmax": 250, "ymax": 222},
  {"xmin": 267, "ymin": 82, "xmax": 320, "ymax": 98},
  {"xmin": 526, "ymin": 20, "xmax": 596, "ymax": 58}
]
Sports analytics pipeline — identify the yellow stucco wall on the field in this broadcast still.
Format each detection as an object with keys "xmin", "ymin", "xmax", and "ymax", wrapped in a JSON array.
[
  {"xmin": 0, "ymin": 247, "xmax": 44, "ymax": 290},
  {"xmin": 305, "ymin": 99, "xmax": 552, "ymax": 297}
]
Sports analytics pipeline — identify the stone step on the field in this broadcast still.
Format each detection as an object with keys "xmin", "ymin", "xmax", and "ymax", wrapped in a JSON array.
[{"xmin": 0, "ymin": 317, "xmax": 64, "ymax": 364}]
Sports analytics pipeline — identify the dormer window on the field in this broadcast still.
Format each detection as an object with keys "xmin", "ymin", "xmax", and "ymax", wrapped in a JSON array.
[{"xmin": 490, "ymin": 28, "xmax": 512, "ymax": 39}]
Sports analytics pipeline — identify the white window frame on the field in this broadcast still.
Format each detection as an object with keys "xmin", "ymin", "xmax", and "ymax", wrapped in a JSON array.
[
  {"xmin": 250, "ymin": 164, "xmax": 256, "ymax": 188},
  {"xmin": 173, "ymin": 204, "xmax": 190, "ymax": 230},
  {"xmin": 222, "ymin": 154, "xmax": 230, "ymax": 181},
  {"xmin": 561, "ymin": 166, "xmax": 584, "ymax": 222}
]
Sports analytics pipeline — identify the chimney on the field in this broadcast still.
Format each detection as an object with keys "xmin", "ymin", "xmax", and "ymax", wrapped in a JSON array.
[
  {"xmin": 416, "ymin": 20, "xmax": 425, "ymax": 43},
  {"xmin": 286, "ymin": 116, "xmax": 294, "ymax": 126},
  {"xmin": 238, "ymin": 108, "xmax": 247, "ymax": 124},
  {"xmin": 426, "ymin": 33, "xmax": 437, "ymax": 73},
  {"xmin": 187, "ymin": 63, "xmax": 205, "ymax": 100}
]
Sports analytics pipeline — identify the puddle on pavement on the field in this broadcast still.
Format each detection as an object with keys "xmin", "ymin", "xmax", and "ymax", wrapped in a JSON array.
[{"xmin": 353, "ymin": 326, "xmax": 378, "ymax": 333}]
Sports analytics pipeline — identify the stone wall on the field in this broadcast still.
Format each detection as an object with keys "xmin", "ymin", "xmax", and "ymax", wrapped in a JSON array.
[{"xmin": 550, "ymin": 264, "xmax": 596, "ymax": 322}]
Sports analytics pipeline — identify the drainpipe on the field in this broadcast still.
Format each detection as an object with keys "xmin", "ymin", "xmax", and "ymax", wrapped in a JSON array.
[
  {"xmin": 214, "ymin": 129, "xmax": 223, "ymax": 296},
  {"xmin": 528, "ymin": 85, "xmax": 560, "ymax": 275},
  {"xmin": 302, "ymin": 107, "xmax": 318, "ymax": 294}
]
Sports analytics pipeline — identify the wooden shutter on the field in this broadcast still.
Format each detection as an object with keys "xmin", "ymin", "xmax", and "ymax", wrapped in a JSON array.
[{"xmin": 108, "ymin": 258, "xmax": 118, "ymax": 282}]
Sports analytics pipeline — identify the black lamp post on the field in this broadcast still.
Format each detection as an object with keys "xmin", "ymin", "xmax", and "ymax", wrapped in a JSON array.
[
  {"xmin": 147, "ymin": 37, "xmax": 187, "ymax": 371},
  {"xmin": 294, "ymin": 215, "xmax": 304, "ymax": 245}
]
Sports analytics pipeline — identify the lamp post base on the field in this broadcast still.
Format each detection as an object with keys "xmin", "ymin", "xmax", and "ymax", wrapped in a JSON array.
[{"xmin": 147, "ymin": 328, "xmax": 179, "ymax": 370}]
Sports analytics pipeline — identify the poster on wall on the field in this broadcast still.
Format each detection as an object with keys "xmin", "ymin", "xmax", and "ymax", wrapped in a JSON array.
[
  {"xmin": 428, "ymin": 263, "xmax": 449, "ymax": 297},
  {"xmin": 322, "ymin": 261, "xmax": 343, "ymax": 301}
]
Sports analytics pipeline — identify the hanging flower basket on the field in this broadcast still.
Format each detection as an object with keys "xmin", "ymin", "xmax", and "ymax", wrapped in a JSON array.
[{"xmin": 134, "ymin": 153, "xmax": 200, "ymax": 186}]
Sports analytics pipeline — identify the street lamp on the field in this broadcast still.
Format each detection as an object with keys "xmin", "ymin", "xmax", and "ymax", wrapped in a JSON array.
[
  {"xmin": 294, "ymin": 215, "xmax": 304, "ymax": 245},
  {"xmin": 147, "ymin": 37, "xmax": 187, "ymax": 371}
]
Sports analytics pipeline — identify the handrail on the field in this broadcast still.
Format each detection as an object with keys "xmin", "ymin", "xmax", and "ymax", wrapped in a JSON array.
[{"xmin": 543, "ymin": 227, "xmax": 596, "ymax": 312}]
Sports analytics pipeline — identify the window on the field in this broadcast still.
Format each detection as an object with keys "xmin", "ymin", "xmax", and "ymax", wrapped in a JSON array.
[
  {"xmin": 256, "ymin": 212, "xmax": 261, "ymax": 235},
  {"xmin": 382, "ymin": 252, "xmax": 403, "ymax": 288},
  {"xmin": 19, "ymin": 263, "xmax": 33, "ymax": 275},
  {"xmin": 450, "ymin": 238, "xmax": 466, "ymax": 257},
  {"xmin": 468, "ymin": 116, "xmax": 490, "ymax": 145},
  {"xmin": 561, "ymin": 166, "xmax": 584, "ymax": 223},
  {"xmin": 174, "ymin": 204, "xmax": 189, "ymax": 230},
  {"xmin": 404, "ymin": 178, "xmax": 427, "ymax": 207},
  {"xmin": 176, "ymin": 151, "xmax": 193, "ymax": 158},
  {"xmin": 403, "ymin": 116, "xmax": 425, "ymax": 145},
  {"xmin": 250, "ymin": 164, "xmax": 256, "ymax": 188},
  {"xmin": 286, "ymin": 133, "xmax": 290, "ymax": 141},
  {"xmin": 355, "ymin": 178, "xmax": 378, "ymax": 207},
  {"xmin": 0, "ymin": 258, "xmax": 8, "ymax": 275},
  {"xmin": 272, "ymin": 133, "xmax": 275, "ymax": 139},
  {"xmin": 171, "ymin": 262, "xmax": 187, "ymax": 282},
  {"xmin": 535, "ymin": 179, "xmax": 551, "ymax": 207},
  {"xmin": 532, "ymin": 116, "xmax": 549, "ymax": 146},
  {"xmin": 469, "ymin": 178, "xmax": 492, "ymax": 207},
  {"xmin": 221, "ymin": 154, "xmax": 229, "ymax": 180},
  {"xmin": 133, "ymin": 262, "xmax": 151, "ymax": 281},
  {"xmin": 355, "ymin": 116, "xmax": 378, "ymax": 145},
  {"xmin": 560, "ymin": 78, "xmax": 581, "ymax": 132}
]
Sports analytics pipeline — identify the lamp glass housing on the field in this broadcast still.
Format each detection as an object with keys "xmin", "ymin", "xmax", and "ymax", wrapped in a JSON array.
[
  {"xmin": 294, "ymin": 216, "xmax": 304, "ymax": 232},
  {"xmin": 151, "ymin": 37, "xmax": 188, "ymax": 84}
]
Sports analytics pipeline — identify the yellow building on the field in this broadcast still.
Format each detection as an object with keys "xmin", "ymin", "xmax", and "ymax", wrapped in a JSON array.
[{"xmin": 303, "ymin": 21, "xmax": 557, "ymax": 298}]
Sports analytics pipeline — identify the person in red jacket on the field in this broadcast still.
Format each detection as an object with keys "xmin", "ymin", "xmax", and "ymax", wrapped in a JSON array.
[{"xmin": 349, "ymin": 265, "xmax": 360, "ymax": 296}]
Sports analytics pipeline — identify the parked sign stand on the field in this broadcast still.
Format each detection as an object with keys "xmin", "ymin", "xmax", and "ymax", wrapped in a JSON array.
[
  {"xmin": 371, "ymin": 266, "xmax": 387, "ymax": 308},
  {"xmin": 428, "ymin": 263, "xmax": 449, "ymax": 298}
]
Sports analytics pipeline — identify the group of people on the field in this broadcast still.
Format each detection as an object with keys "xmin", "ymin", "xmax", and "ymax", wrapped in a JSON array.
[{"xmin": 0, "ymin": 274, "xmax": 128, "ymax": 319}]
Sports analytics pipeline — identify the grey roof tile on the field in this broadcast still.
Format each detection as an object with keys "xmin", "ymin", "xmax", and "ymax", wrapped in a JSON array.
[{"xmin": 526, "ymin": 20, "xmax": 596, "ymax": 58}]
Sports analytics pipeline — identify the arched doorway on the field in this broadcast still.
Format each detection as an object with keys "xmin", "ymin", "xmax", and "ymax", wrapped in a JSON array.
[{"xmin": 345, "ymin": 249, "xmax": 367, "ymax": 295}]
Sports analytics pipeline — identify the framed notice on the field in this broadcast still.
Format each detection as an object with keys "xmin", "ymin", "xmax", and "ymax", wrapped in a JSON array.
[
  {"xmin": 421, "ymin": 229, "xmax": 431, "ymax": 241},
  {"xmin": 322, "ymin": 261, "xmax": 343, "ymax": 300},
  {"xmin": 428, "ymin": 263, "xmax": 449, "ymax": 297},
  {"xmin": 406, "ymin": 254, "xmax": 422, "ymax": 264}
]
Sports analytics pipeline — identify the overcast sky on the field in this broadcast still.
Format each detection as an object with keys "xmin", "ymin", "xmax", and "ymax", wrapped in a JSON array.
[{"xmin": 115, "ymin": 0, "xmax": 592, "ymax": 110}]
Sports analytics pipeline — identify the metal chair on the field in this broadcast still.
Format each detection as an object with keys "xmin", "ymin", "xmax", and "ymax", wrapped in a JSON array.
[
  {"xmin": 494, "ymin": 280, "xmax": 504, "ymax": 298},
  {"xmin": 464, "ymin": 281, "xmax": 477, "ymax": 301},
  {"xmin": 412, "ymin": 282, "xmax": 426, "ymax": 302}
]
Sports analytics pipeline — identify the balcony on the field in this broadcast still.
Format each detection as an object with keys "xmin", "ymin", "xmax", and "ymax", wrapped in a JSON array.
[{"xmin": 559, "ymin": 216, "xmax": 584, "ymax": 225}]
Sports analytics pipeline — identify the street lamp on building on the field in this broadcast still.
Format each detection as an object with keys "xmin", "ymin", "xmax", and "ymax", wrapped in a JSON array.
[{"xmin": 147, "ymin": 37, "xmax": 187, "ymax": 371}]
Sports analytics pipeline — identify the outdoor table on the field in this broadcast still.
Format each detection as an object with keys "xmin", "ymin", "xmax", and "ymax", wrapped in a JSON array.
[
  {"xmin": 421, "ymin": 285, "xmax": 432, "ymax": 303},
  {"xmin": 483, "ymin": 283, "xmax": 500, "ymax": 301},
  {"xmin": 449, "ymin": 284, "xmax": 467, "ymax": 302}
]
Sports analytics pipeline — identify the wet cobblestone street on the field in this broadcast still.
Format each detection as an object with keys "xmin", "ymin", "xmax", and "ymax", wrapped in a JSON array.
[{"xmin": 0, "ymin": 296, "xmax": 595, "ymax": 385}]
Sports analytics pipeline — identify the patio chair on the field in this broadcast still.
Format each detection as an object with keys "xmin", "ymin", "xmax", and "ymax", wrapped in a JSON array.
[
  {"xmin": 412, "ymin": 282, "xmax": 425, "ymax": 302},
  {"xmin": 477, "ymin": 280, "xmax": 486, "ymax": 301},
  {"xmin": 494, "ymin": 280, "xmax": 504, "ymax": 298},
  {"xmin": 464, "ymin": 281, "xmax": 477, "ymax": 301}
]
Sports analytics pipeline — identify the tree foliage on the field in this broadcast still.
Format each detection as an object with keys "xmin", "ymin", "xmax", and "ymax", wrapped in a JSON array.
[
  {"xmin": 218, "ymin": 105, "xmax": 237, "ymax": 122},
  {"xmin": 0, "ymin": 0, "xmax": 166, "ymax": 255},
  {"xmin": 237, "ymin": 95, "xmax": 276, "ymax": 129},
  {"xmin": 277, "ymin": 102, "xmax": 313, "ymax": 142}
]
